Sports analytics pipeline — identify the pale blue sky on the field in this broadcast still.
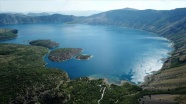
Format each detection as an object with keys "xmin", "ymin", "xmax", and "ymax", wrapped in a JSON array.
[{"xmin": 0, "ymin": 0, "xmax": 186, "ymax": 13}]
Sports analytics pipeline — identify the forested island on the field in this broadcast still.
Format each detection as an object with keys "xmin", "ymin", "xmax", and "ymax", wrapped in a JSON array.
[
  {"xmin": 29, "ymin": 39, "xmax": 59, "ymax": 49},
  {"xmin": 48, "ymin": 48, "xmax": 92, "ymax": 62},
  {"xmin": 48, "ymin": 48, "xmax": 83, "ymax": 62},
  {"xmin": 29, "ymin": 40, "xmax": 92, "ymax": 62},
  {"xmin": 0, "ymin": 8, "xmax": 186, "ymax": 103}
]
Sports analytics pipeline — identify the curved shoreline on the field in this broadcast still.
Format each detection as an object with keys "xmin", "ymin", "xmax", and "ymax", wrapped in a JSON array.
[
  {"xmin": 43, "ymin": 48, "xmax": 51, "ymax": 67},
  {"xmin": 0, "ymin": 25, "xmax": 177, "ymax": 86},
  {"xmin": 85, "ymin": 26, "xmax": 174, "ymax": 85},
  {"xmin": 97, "ymin": 25, "xmax": 175, "ymax": 85}
]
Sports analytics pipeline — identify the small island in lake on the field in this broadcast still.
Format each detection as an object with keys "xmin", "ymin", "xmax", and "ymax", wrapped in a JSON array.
[
  {"xmin": 48, "ymin": 48, "xmax": 83, "ymax": 62},
  {"xmin": 75, "ymin": 54, "xmax": 92, "ymax": 60},
  {"xmin": 0, "ymin": 28, "xmax": 18, "ymax": 40},
  {"xmin": 29, "ymin": 39, "xmax": 59, "ymax": 48}
]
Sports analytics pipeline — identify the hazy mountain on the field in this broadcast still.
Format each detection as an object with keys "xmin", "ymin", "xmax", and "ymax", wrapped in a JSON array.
[
  {"xmin": 58, "ymin": 10, "xmax": 102, "ymax": 16},
  {"xmin": 1, "ymin": 8, "xmax": 186, "ymax": 48},
  {"xmin": 26, "ymin": 12, "xmax": 50, "ymax": 16},
  {"xmin": 0, "ymin": 13, "xmax": 75, "ymax": 24},
  {"xmin": 121, "ymin": 7, "xmax": 138, "ymax": 11},
  {"xmin": 80, "ymin": 8, "xmax": 186, "ymax": 48}
]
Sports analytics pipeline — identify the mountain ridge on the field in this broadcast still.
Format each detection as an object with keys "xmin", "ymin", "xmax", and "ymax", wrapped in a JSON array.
[{"xmin": 0, "ymin": 13, "xmax": 75, "ymax": 24}]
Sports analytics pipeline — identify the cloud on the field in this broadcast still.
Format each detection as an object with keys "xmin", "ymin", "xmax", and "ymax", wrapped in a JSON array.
[{"xmin": 0, "ymin": 0, "xmax": 186, "ymax": 13}]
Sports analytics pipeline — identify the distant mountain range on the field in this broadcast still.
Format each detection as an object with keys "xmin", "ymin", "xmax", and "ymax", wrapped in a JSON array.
[
  {"xmin": 0, "ymin": 13, "xmax": 75, "ymax": 24},
  {"xmin": 82, "ymin": 8, "xmax": 186, "ymax": 48},
  {"xmin": 57, "ymin": 10, "xmax": 102, "ymax": 16},
  {"xmin": 0, "ymin": 8, "xmax": 186, "ymax": 49},
  {"xmin": 26, "ymin": 12, "xmax": 50, "ymax": 17}
]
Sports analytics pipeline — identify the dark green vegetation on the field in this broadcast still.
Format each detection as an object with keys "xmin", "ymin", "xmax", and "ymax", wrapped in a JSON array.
[
  {"xmin": 48, "ymin": 48, "xmax": 83, "ymax": 62},
  {"xmin": 100, "ymin": 83, "xmax": 142, "ymax": 104},
  {"xmin": 0, "ymin": 28, "xmax": 18, "ymax": 40},
  {"xmin": 0, "ymin": 44, "xmax": 144, "ymax": 104},
  {"xmin": 29, "ymin": 39, "xmax": 59, "ymax": 49},
  {"xmin": 0, "ymin": 44, "xmax": 70, "ymax": 104},
  {"xmin": 75, "ymin": 54, "xmax": 92, "ymax": 60},
  {"xmin": 1, "ymin": 8, "xmax": 186, "ymax": 103}
]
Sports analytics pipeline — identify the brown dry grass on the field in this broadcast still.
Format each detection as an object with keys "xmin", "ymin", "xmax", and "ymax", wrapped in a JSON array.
[
  {"xmin": 143, "ymin": 64, "xmax": 186, "ymax": 90},
  {"xmin": 138, "ymin": 94, "xmax": 178, "ymax": 104}
]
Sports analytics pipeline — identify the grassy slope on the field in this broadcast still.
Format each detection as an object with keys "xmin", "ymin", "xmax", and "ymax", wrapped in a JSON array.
[{"xmin": 143, "ymin": 65, "xmax": 186, "ymax": 90}]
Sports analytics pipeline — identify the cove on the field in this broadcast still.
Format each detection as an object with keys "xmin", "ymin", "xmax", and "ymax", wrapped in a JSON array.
[{"xmin": 0, "ymin": 23, "xmax": 173, "ymax": 84}]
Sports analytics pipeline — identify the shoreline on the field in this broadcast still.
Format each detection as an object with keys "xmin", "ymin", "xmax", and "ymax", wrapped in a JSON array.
[
  {"xmin": 105, "ymin": 25, "xmax": 176, "ymax": 86},
  {"xmin": 48, "ymin": 48, "xmax": 83, "ymax": 62},
  {"xmin": 43, "ymin": 48, "xmax": 51, "ymax": 67},
  {"xmin": 88, "ymin": 76, "xmax": 138, "ymax": 87},
  {"xmin": 1, "ymin": 25, "xmax": 176, "ymax": 87}
]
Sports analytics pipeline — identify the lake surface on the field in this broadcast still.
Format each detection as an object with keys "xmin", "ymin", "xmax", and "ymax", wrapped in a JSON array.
[{"xmin": 0, "ymin": 24, "xmax": 172, "ymax": 84}]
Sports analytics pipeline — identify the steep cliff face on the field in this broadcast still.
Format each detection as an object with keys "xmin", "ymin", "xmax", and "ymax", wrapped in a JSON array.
[{"xmin": 0, "ymin": 13, "xmax": 75, "ymax": 24}]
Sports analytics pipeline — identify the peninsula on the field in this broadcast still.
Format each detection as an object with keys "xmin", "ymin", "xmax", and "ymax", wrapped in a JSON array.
[
  {"xmin": 0, "ymin": 28, "xmax": 18, "ymax": 40},
  {"xmin": 29, "ymin": 39, "xmax": 59, "ymax": 49}
]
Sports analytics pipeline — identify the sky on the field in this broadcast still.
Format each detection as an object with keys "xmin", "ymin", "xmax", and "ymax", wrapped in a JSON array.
[{"xmin": 0, "ymin": 0, "xmax": 186, "ymax": 14}]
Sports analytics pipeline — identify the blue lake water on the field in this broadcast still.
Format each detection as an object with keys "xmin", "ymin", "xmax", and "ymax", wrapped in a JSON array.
[{"xmin": 0, "ymin": 24, "xmax": 172, "ymax": 84}]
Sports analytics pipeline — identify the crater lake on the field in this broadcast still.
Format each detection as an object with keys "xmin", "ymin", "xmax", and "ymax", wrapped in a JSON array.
[{"xmin": 0, "ymin": 24, "xmax": 173, "ymax": 84}]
